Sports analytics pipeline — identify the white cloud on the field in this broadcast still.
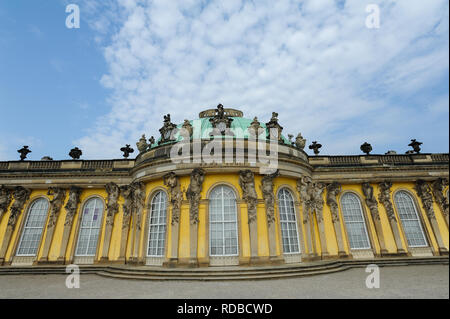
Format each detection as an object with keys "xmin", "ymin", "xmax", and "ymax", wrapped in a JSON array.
[{"xmin": 75, "ymin": 0, "xmax": 449, "ymax": 158}]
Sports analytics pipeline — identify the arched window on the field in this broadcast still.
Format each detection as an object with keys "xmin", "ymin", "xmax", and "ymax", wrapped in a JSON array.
[
  {"xmin": 394, "ymin": 191, "xmax": 427, "ymax": 247},
  {"xmin": 75, "ymin": 197, "xmax": 104, "ymax": 256},
  {"xmin": 341, "ymin": 193, "xmax": 371, "ymax": 250},
  {"xmin": 147, "ymin": 191, "xmax": 168, "ymax": 257},
  {"xmin": 16, "ymin": 198, "xmax": 49, "ymax": 256},
  {"xmin": 209, "ymin": 185, "xmax": 238, "ymax": 256},
  {"xmin": 277, "ymin": 188, "xmax": 300, "ymax": 253}
]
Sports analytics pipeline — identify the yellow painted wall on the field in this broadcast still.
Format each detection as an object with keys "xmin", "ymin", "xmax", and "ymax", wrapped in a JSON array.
[{"xmin": 0, "ymin": 178, "xmax": 448, "ymax": 265}]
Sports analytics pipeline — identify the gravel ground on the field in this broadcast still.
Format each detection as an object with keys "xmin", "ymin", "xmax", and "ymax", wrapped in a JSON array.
[{"xmin": 0, "ymin": 264, "xmax": 448, "ymax": 299}]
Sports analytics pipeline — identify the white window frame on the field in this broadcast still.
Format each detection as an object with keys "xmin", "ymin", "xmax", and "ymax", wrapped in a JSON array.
[
  {"xmin": 147, "ymin": 190, "xmax": 168, "ymax": 257},
  {"xmin": 394, "ymin": 191, "xmax": 428, "ymax": 248},
  {"xmin": 75, "ymin": 197, "xmax": 104, "ymax": 257},
  {"xmin": 340, "ymin": 192, "xmax": 371, "ymax": 250},
  {"xmin": 209, "ymin": 185, "xmax": 239, "ymax": 257},
  {"xmin": 16, "ymin": 198, "xmax": 49, "ymax": 257},
  {"xmin": 277, "ymin": 188, "xmax": 301, "ymax": 254}
]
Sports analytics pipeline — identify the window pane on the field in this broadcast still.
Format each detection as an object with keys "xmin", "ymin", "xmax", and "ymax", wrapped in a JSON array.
[
  {"xmin": 341, "ymin": 193, "xmax": 371, "ymax": 250},
  {"xmin": 147, "ymin": 191, "xmax": 168, "ymax": 257},
  {"xmin": 75, "ymin": 198, "xmax": 104, "ymax": 256},
  {"xmin": 278, "ymin": 188, "xmax": 300, "ymax": 254},
  {"xmin": 394, "ymin": 191, "xmax": 427, "ymax": 247},
  {"xmin": 17, "ymin": 199, "xmax": 49, "ymax": 256},
  {"xmin": 209, "ymin": 186, "xmax": 239, "ymax": 256}
]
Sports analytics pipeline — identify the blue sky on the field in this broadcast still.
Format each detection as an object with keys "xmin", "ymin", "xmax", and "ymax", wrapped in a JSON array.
[{"xmin": 0, "ymin": 0, "xmax": 448, "ymax": 161}]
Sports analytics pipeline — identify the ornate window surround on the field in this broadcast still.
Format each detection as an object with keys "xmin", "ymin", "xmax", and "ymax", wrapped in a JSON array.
[
  {"xmin": 11, "ymin": 196, "xmax": 50, "ymax": 265},
  {"xmin": 68, "ymin": 194, "xmax": 107, "ymax": 264}
]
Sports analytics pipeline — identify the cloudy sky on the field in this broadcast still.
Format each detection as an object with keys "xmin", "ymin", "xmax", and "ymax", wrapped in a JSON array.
[{"xmin": 0, "ymin": 0, "xmax": 448, "ymax": 160}]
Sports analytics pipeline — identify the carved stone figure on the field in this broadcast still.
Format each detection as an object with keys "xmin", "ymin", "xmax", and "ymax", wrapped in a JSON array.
[
  {"xmin": 186, "ymin": 168, "xmax": 205, "ymax": 224},
  {"xmin": 17, "ymin": 146, "xmax": 31, "ymax": 161},
  {"xmin": 132, "ymin": 181, "xmax": 145, "ymax": 231},
  {"xmin": 64, "ymin": 186, "xmax": 82, "ymax": 226},
  {"xmin": 159, "ymin": 114, "xmax": 178, "ymax": 144},
  {"xmin": 8, "ymin": 187, "xmax": 31, "ymax": 227},
  {"xmin": 297, "ymin": 176, "xmax": 312, "ymax": 222},
  {"xmin": 239, "ymin": 170, "xmax": 258, "ymax": 223},
  {"xmin": 362, "ymin": 182, "xmax": 380, "ymax": 220},
  {"xmin": 378, "ymin": 181, "xmax": 396, "ymax": 222},
  {"xmin": 120, "ymin": 184, "xmax": 134, "ymax": 229},
  {"xmin": 209, "ymin": 104, "xmax": 234, "ymax": 136},
  {"xmin": 431, "ymin": 178, "xmax": 449, "ymax": 218},
  {"xmin": 414, "ymin": 180, "xmax": 435, "ymax": 219},
  {"xmin": 47, "ymin": 187, "xmax": 66, "ymax": 228},
  {"xmin": 309, "ymin": 182, "xmax": 325, "ymax": 222},
  {"xmin": 265, "ymin": 112, "xmax": 283, "ymax": 142},
  {"xmin": 260, "ymin": 170, "xmax": 279, "ymax": 224},
  {"xmin": 248, "ymin": 117, "xmax": 264, "ymax": 138},
  {"xmin": 105, "ymin": 182, "xmax": 120, "ymax": 226},
  {"xmin": 163, "ymin": 172, "xmax": 183, "ymax": 225},
  {"xmin": 0, "ymin": 186, "xmax": 12, "ymax": 221},
  {"xmin": 149, "ymin": 136, "xmax": 155, "ymax": 145},
  {"xmin": 326, "ymin": 182, "xmax": 342, "ymax": 222},
  {"xmin": 182, "ymin": 119, "xmax": 193, "ymax": 139},
  {"xmin": 136, "ymin": 134, "xmax": 149, "ymax": 154},
  {"xmin": 295, "ymin": 133, "xmax": 306, "ymax": 150}
]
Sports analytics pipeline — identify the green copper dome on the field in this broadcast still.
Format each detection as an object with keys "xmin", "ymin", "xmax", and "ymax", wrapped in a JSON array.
[{"xmin": 153, "ymin": 107, "xmax": 292, "ymax": 147}]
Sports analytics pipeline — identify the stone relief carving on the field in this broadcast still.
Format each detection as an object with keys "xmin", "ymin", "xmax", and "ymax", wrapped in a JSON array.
[
  {"xmin": 47, "ymin": 187, "xmax": 66, "ymax": 228},
  {"xmin": 186, "ymin": 168, "xmax": 205, "ymax": 225},
  {"xmin": 182, "ymin": 119, "xmax": 193, "ymax": 139},
  {"xmin": 105, "ymin": 182, "xmax": 120, "ymax": 226},
  {"xmin": 0, "ymin": 186, "xmax": 12, "ymax": 221},
  {"xmin": 163, "ymin": 172, "xmax": 183, "ymax": 225},
  {"xmin": 239, "ymin": 170, "xmax": 258, "ymax": 223},
  {"xmin": 326, "ymin": 182, "xmax": 342, "ymax": 223},
  {"xmin": 309, "ymin": 182, "xmax": 325, "ymax": 222},
  {"xmin": 362, "ymin": 183, "xmax": 380, "ymax": 221},
  {"xmin": 378, "ymin": 181, "xmax": 396, "ymax": 222},
  {"xmin": 8, "ymin": 186, "xmax": 31, "ymax": 227},
  {"xmin": 414, "ymin": 180, "xmax": 435, "ymax": 220},
  {"xmin": 297, "ymin": 176, "xmax": 313, "ymax": 223},
  {"xmin": 260, "ymin": 170, "xmax": 279, "ymax": 225},
  {"xmin": 132, "ymin": 181, "xmax": 145, "ymax": 231},
  {"xmin": 64, "ymin": 186, "xmax": 82, "ymax": 226},
  {"xmin": 431, "ymin": 178, "xmax": 449, "ymax": 218}
]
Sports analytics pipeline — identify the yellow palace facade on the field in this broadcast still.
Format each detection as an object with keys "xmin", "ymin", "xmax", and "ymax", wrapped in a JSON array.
[{"xmin": 0, "ymin": 106, "xmax": 448, "ymax": 269}]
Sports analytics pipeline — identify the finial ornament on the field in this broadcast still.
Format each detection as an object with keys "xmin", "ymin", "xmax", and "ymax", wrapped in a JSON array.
[
  {"xmin": 295, "ymin": 133, "xmax": 306, "ymax": 150},
  {"xmin": 120, "ymin": 144, "xmax": 134, "ymax": 158},
  {"xmin": 309, "ymin": 141, "xmax": 322, "ymax": 155},
  {"xmin": 209, "ymin": 104, "xmax": 234, "ymax": 136},
  {"xmin": 17, "ymin": 146, "xmax": 31, "ymax": 161},
  {"xmin": 69, "ymin": 147, "xmax": 82, "ymax": 160},
  {"xmin": 360, "ymin": 142, "xmax": 372, "ymax": 155},
  {"xmin": 408, "ymin": 139, "xmax": 422, "ymax": 153}
]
